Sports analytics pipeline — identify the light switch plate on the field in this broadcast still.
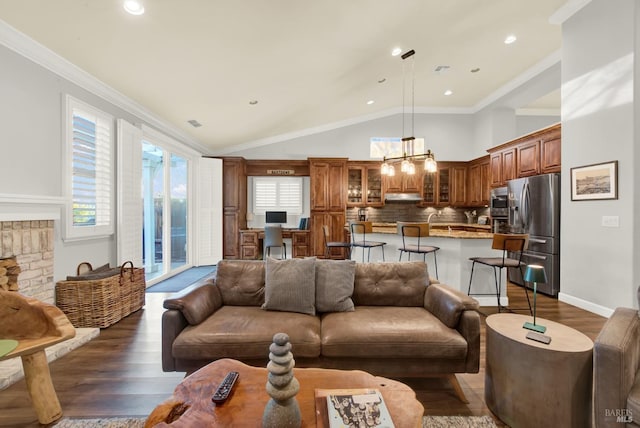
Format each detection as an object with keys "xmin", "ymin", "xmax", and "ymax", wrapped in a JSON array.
[{"xmin": 602, "ymin": 216, "xmax": 619, "ymax": 227}]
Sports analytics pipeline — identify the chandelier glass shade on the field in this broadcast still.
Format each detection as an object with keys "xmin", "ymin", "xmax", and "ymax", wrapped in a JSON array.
[{"xmin": 381, "ymin": 50, "xmax": 437, "ymax": 176}]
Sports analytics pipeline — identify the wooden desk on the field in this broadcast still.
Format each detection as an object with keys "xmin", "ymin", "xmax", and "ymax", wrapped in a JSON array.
[
  {"xmin": 240, "ymin": 229, "xmax": 310, "ymax": 259},
  {"xmin": 485, "ymin": 314, "xmax": 593, "ymax": 428},
  {"xmin": 146, "ymin": 359, "xmax": 423, "ymax": 428}
]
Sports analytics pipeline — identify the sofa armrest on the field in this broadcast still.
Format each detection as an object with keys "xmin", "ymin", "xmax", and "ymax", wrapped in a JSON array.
[
  {"xmin": 424, "ymin": 283, "xmax": 479, "ymax": 329},
  {"xmin": 594, "ymin": 307, "xmax": 640, "ymax": 428},
  {"xmin": 457, "ymin": 310, "xmax": 480, "ymax": 373},
  {"xmin": 163, "ymin": 280, "xmax": 222, "ymax": 325},
  {"xmin": 161, "ymin": 309, "xmax": 189, "ymax": 372}
]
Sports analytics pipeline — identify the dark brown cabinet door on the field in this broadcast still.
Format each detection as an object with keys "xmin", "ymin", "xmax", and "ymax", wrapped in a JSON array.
[
  {"xmin": 310, "ymin": 162, "xmax": 330, "ymax": 211},
  {"xmin": 502, "ymin": 148, "xmax": 517, "ymax": 183},
  {"xmin": 222, "ymin": 158, "xmax": 246, "ymax": 259},
  {"xmin": 490, "ymin": 153, "xmax": 503, "ymax": 187},
  {"xmin": 541, "ymin": 134, "xmax": 561, "ymax": 173},
  {"xmin": 451, "ymin": 166, "xmax": 467, "ymax": 206},
  {"xmin": 517, "ymin": 141, "xmax": 540, "ymax": 177}
]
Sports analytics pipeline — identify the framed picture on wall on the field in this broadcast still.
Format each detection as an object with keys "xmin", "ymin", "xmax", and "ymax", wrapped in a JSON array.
[{"xmin": 570, "ymin": 160, "xmax": 618, "ymax": 201}]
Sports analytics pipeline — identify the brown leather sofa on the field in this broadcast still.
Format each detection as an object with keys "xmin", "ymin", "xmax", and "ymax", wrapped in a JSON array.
[
  {"xmin": 594, "ymin": 307, "xmax": 640, "ymax": 427},
  {"xmin": 161, "ymin": 259, "xmax": 480, "ymax": 399}
]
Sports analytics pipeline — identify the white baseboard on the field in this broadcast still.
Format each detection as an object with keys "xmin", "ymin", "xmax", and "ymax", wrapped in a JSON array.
[
  {"xmin": 558, "ymin": 292, "xmax": 614, "ymax": 318},
  {"xmin": 472, "ymin": 296, "xmax": 509, "ymax": 307}
]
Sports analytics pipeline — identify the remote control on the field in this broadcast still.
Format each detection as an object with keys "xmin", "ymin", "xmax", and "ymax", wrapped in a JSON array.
[
  {"xmin": 526, "ymin": 331, "xmax": 552, "ymax": 344},
  {"xmin": 212, "ymin": 371, "xmax": 239, "ymax": 404}
]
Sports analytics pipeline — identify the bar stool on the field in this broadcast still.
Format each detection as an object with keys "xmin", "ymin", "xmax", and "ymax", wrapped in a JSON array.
[
  {"xmin": 467, "ymin": 233, "xmax": 532, "ymax": 314},
  {"xmin": 397, "ymin": 222, "xmax": 439, "ymax": 279},
  {"xmin": 322, "ymin": 225, "xmax": 351, "ymax": 259},
  {"xmin": 350, "ymin": 221, "xmax": 386, "ymax": 262},
  {"xmin": 264, "ymin": 225, "xmax": 286, "ymax": 259}
]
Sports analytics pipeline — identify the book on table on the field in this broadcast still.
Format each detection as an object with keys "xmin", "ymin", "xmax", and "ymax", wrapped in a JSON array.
[{"xmin": 314, "ymin": 388, "xmax": 395, "ymax": 428}]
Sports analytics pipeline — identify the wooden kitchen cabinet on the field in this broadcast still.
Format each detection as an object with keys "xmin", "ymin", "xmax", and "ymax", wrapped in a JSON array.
[
  {"xmin": 517, "ymin": 140, "xmax": 540, "ymax": 177},
  {"xmin": 451, "ymin": 165, "xmax": 467, "ymax": 206},
  {"xmin": 309, "ymin": 158, "xmax": 348, "ymax": 258},
  {"xmin": 488, "ymin": 123, "xmax": 561, "ymax": 187},
  {"xmin": 347, "ymin": 161, "xmax": 383, "ymax": 207},
  {"xmin": 310, "ymin": 212, "xmax": 347, "ymax": 258},
  {"xmin": 467, "ymin": 155, "xmax": 490, "ymax": 206},
  {"xmin": 383, "ymin": 169, "xmax": 421, "ymax": 194},
  {"xmin": 419, "ymin": 162, "xmax": 466, "ymax": 207},
  {"xmin": 221, "ymin": 157, "xmax": 247, "ymax": 259}
]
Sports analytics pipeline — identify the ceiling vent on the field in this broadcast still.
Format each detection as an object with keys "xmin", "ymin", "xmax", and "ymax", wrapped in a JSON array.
[{"xmin": 187, "ymin": 119, "xmax": 202, "ymax": 128}]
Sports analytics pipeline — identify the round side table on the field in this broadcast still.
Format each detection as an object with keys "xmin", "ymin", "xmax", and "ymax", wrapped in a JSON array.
[{"xmin": 485, "ymin": 313, "xmax": 593, "ymax": 428}]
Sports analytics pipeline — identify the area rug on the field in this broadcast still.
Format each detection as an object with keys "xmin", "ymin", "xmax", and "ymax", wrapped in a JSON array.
[
  {"xmin": 145, "ymin": 265, "xmax": 216, "ymax": 293},
  {"xmin": 54, "ymin": 415, "xmax": 498, "ymax": 427}
]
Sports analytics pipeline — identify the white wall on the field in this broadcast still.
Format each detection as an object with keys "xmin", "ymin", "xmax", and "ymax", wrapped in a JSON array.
[
  {"xmin": 226, "ymin": 113, "xmax": 479, "ymax": 162},
  {"xmin": 0, "ymin": 44, "xmax": 201, "ymax": 281},
  {"xmin": 559, "ymin": 0, "xmax": 639, "ymax": 314}
]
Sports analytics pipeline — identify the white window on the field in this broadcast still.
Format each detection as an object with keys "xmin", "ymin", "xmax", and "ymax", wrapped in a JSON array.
[
  {"xmin": 253, "ymin": 177, "xmax": 302, "ymax": 214},
  {"xmin": 63, "ymin": 95, "xmax": 114, "ymax": 241}
]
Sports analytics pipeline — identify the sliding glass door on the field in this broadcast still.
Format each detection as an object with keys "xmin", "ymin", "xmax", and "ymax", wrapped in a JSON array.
[{"xmin": 142, "ymin": 142, "xmax": 189, "ymax": 281}]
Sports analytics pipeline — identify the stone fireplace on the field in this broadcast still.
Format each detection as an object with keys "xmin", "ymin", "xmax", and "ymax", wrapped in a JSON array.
[{"xmin": 0, "ymin": 220, "xmax": 54, "ymax": 304}]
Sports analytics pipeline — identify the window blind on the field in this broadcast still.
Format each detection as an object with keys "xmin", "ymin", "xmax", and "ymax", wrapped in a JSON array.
[{"xmin": 253, "ymin": 177, "xmax": 302, "ymax": 214}]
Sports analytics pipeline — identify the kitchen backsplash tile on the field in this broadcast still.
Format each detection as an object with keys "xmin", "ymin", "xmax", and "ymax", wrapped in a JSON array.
[{"xmin": 347, "ymin": 205, "xmax": 490, "ymax": 224}]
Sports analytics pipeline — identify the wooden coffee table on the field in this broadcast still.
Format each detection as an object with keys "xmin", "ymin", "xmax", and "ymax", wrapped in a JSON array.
[{"xmin": 146, "ymin": 359, "xmax": 424, "ymax": 427}]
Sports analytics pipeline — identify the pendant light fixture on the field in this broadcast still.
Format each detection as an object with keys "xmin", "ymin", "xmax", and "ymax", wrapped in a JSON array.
[{"xmin": 381, "ymin": 49, "xmax": 437, "ymax": 176}]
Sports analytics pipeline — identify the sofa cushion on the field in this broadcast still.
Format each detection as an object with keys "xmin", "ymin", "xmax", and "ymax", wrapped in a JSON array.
[
  {"xmin": 173, "ymin": 306, "xmax": 321, "ymax": 359},
  {"xmin": 215, "ymin": 260, "xmax": 265, "ymax": 306},
  {"xmin": 262, "ymin": 257, "xmax": 316, "ymax": 315},
  {"xmin": 353, "ymin": 261, "xmax": 428, "ymax": 307},
  {"xmin": 315, "ymin": 259, "xmax": 356, "ymax": 313},
  {"xmin": 321, "ymin": 306, "xmax": 467, "ymax": 359}
]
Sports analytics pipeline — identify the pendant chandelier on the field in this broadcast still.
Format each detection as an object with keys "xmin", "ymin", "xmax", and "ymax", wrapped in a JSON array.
[{"xmin": 381, "ymin": 49, "xmax": 437, "ymax": 177}]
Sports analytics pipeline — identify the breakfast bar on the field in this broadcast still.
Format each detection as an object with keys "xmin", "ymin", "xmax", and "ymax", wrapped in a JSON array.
[{"xmin": 349, "ymin": 222, "xmax": 506, "ymax": 307}]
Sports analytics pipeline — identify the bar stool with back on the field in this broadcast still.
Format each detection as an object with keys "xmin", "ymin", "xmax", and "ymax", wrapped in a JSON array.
[
  {"xmin": 322, "ymin": 225, "xmax": 351, "ymax": 259},
  {"xmin": 349, "ymin": 221, "xmax": 386, "ymax": 262},
  {"xmin": 467, "ymin": 233, "xmax": 532, "ymax": 314},
  {"xmin": 397, "ymin": 222, "xmax": 439, "ymax": 279}
]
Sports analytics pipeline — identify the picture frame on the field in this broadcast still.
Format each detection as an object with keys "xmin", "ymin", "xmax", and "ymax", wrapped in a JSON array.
[{"xmin": 570, "ymin": 160, "xmax": 618, "ymax": 201}]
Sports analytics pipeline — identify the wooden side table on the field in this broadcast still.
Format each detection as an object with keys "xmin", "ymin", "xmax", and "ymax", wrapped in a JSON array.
[
  {"xmin": 0, "ymin": 292, "xmax": 76, "ymax": 424},
  {"xmin": 146, "ymin": 358, "xmax": 424, "ymax": 428},
  {"xmin": 485, "ymin": 313, "xmax": 593, "ymax": 428}
]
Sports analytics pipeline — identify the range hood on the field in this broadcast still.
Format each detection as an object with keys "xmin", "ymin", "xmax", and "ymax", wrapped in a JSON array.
[{"xmin": 384, "ymin": 193, "xmax": 422, "ymax": 202}]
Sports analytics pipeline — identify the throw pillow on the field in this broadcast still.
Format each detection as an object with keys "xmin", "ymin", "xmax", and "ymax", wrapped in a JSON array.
[
  {"xmin": 315, "ymin": 259, "xmax": 356, "ymax": 313},
  {"xmin": 262, "ymin": 257, "xmax": 316, "ymax": 315}
]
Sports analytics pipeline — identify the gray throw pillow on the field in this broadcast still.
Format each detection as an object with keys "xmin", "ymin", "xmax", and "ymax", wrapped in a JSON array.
[
  {"xmin": 262, "ymin": 257, "xmax": 316, "ymax": 315},
  {"xmin": 315, "ymin": 259, "xmax": 356, "ymax": 313}
]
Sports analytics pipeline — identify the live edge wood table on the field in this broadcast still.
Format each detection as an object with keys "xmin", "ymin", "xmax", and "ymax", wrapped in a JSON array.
[
  {"xmin": 146, "ymin": 359, "xmax": 424, "ymax": 427},
  {"xmin": 485, "ymin": 313, "xmax": 593, "ymax": 428}
]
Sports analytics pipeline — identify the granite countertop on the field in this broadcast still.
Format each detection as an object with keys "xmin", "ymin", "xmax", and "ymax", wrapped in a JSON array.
[{"xmin": 368, "ymin": 222, "xmax": 493, "ymax": 239}]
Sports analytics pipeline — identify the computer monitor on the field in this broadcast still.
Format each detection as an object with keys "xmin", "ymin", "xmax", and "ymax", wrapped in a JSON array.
[{"xmin": 265, "ymin": 211, "xmax": 287, "ymax": 224}]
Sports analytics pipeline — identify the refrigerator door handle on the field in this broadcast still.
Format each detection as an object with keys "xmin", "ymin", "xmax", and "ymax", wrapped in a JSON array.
[
  {"xmin": 524, "ymin": 252, "xmax": 547, "ymax": 261},
  {"xmin": 529, "ymin": 238, "xmax": 547, "ymax": 244},
  {"xmin": 522, "ymin": 181, "xmax": 531, "ymax": 231}
]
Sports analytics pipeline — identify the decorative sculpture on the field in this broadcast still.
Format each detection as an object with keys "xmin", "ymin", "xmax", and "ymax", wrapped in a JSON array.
[{"xmin": 262, "ymin": 332, "xmax": 301, "ymax": 428}]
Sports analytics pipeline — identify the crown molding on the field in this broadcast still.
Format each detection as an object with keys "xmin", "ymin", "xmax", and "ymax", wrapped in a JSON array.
[
  {"xmin": 0, "ymin": 19, "xmax": 211, "ymax": 155},
  {"xmin": 549, "ymin": 0, "xmax": 593, "ymax": 25}
]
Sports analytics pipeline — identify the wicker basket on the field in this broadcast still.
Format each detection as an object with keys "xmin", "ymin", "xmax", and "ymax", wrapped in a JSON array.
[{"xmin": 56, "ymin": 262, "xmax": 146, "ymax": 328}]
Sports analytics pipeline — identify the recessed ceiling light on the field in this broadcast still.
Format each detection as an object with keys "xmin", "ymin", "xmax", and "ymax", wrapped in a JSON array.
[
  {"xmin": 187, "ymin": 119, "xmax": 202, "ymax": 128},
  {"xmin": 391, "ymin": 47, "xmax": 402, "ymax": 57},
  {"xmin": 444, "ymin": 90, "xmax": 453, "ymax": 96},
  {"xmin": 123, "ymin": 0, "xmax": 145, "ymax": 15},
  {"xmin": 470, "ymin": 67, "xmax": 481, "ymax": 73},
  {"xmin": 367, "ymin": 100, "xmax": 375, "ymax": 105},
  {"xmin": 378, "ymin": 78, "xmax": 386, "ymax": 84},
  {"xmin": 249, "ymin": 100, "xmax": 258, "ymax": 105},
  {"xmin": 504, "ymin": 35, "xmax": 517, "ymax": 44}
]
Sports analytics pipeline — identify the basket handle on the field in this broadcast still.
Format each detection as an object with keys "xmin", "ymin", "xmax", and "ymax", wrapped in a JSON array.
[
  {"xmin": 120, "ymin": 261, "xmax": 135, "ymax": 281},
  {"xmin": 76, "ymin": 262, "xmax": 93, "ymax": 276}
]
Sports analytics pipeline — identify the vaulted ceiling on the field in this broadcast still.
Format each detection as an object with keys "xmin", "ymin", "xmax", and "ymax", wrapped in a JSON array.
[{"xmin": 0, "ymin": 0, "xmax": 566, "ymax": 153}]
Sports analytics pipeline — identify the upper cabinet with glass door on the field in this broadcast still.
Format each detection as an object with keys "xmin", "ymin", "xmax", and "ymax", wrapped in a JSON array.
[{"xmin": 347, "ymin": 162, "xmax": 383, "ymax": 207}]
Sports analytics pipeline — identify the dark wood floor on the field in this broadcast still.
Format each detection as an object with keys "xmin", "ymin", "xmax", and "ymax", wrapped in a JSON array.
[{"xmin": 0, "ymin": 284, "xmax": 607, "ymax": 427}]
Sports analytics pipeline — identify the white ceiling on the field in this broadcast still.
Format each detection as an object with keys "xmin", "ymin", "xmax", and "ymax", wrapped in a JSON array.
[{"xmin": 0, "ymin": 0, "xmax": 566, "ymax": 154}]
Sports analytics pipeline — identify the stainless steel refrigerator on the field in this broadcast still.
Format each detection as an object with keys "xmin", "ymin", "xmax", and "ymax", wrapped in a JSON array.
[{"xmin": 506, "ymin": 173, "xmax": 560, "ymax": 296}]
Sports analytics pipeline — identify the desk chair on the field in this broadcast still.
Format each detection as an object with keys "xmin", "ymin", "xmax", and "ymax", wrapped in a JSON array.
[
  {"xmin": 322, "ymin": 225, "xmax": 351, "ymax": 259},
  {"xmin": 350, "ymin": 221, "xmax": 386, "ymax": 262},
  {"xmin": 467, "ymin": 233, "xmax": 532, "ymax": 314},
  {"xmin": 397, "ymin": 222, "xmax": 439, "ymax": 279},
  {"xmin": 264, "ymin": 225, "xmax": 286, "ymax": 259}
]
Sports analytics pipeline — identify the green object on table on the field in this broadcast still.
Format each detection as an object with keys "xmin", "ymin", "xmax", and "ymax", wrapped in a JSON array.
[{"xmin": 0, "ymin": 339, "xmax": 19, "ymax": 357}]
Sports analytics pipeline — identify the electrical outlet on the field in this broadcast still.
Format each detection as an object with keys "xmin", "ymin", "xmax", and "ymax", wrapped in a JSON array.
[{"xmin": 602, "ymin": 216, "xmax": 619, "ymax": 227}]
